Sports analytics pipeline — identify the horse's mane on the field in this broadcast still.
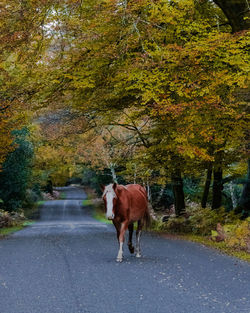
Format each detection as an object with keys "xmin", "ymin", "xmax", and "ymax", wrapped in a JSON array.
[
  {"xmin": 102, "ymin": 184, "xmax": 117, "ymax": 198},
  {"xmin": 102, "ymin": 183, "xmax": 129, "ymax": 198}
]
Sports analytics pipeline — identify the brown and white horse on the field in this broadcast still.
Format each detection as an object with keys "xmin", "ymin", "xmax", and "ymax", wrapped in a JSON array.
[{"xmin": 101, "ymin": 183, "xmax": 150, "ymax": 262}]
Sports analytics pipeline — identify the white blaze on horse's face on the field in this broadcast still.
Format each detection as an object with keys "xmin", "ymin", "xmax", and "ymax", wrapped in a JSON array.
[{"xmin": 103, "ymin": 184, "xmax": 117, "ymax": 220}]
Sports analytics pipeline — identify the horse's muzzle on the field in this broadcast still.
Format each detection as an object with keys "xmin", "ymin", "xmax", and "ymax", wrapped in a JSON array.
[{"xmin": 107, "ymin": 214, "xmax": 114, "ymax": 220}]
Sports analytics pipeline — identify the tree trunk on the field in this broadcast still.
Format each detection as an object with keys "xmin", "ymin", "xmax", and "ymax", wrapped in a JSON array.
[
  {"xmin": 110, "ymin": 163, "xmax": 118, "ymax": 183},
  {"xmin": 155, "ymin": 186, "xmax": 164, "ymax": 204},
  {"xmin": 46, "ymin": 178, "xmax": 53, "ymax": 195},
  {"xmin": 201, "ymin": 163, "xmax": 213, "ymax": 208},
  {"xmin": 229, "ymin": 181, "xmax": 237, "ymax": 209},
  {"xmin": 213, "ymin": 0, "xmax": 250, "ymax": 32},
  {"xmin": 146, "ymin": 180, "xmax": 151, "ymax": 202},
  {"xmin": 171, "ymin": 169, "xmax": 185, "ymax": 216},
  {"xmin": 212, "ymin": 167, "xmax": 223, "ymax": 209}
]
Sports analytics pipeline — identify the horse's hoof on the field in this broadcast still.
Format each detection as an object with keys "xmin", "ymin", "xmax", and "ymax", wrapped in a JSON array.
[
  {"xmin": 136, "ymin": 253, "xmax": 141, "ymax": 258},
  {"xmin": 129, "ymin": 247, "xmax": 135, "ymax": 254},
  {"xmin": 116, "ymin": 258, "xmax": 123, "ymax": 262}
]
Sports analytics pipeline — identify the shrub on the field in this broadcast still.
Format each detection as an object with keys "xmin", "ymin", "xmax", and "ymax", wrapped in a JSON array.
[
  {"xmin": 212, "ymin": 218, "xmax": 250, "ymax": 252},
  {"xmin": 23, "ymin": 189, "xmax": 40, "ymax": 209},
  {"xmin": 150, "ymin": 218, "xmax": 166, "ymax": 231},
  {"xmin": 161, "ymin": 205, "xmax": 239, "ymax": 235},
  {"xmin": 0, "ymin": 209, "xmax": 26, "ymax": 228},
  {"xmin": 189, "ymin": 208, "xmax": 227, "ymax": 235},
  {"xmin": 164, "ymin": 216, "xmax": 191, "ymax": 233},
  {"xmin": 0, "ymin": 210, "xmax": 12, "ymax": 228}
]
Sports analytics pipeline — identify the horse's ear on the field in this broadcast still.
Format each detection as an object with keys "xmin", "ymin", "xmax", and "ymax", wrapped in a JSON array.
[
  {"xmin": 100, "ymin": 184, "xmax": 105, "ymax": 192},
  {"xmin": 113, "ymin": 182, "xmax": 117, "ymax": 191}
]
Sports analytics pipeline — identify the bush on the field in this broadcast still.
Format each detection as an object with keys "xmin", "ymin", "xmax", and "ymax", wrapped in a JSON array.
[
  {"xmin": 164, "ymin": 216, "xmax": 191, "ymax": 233},
  {"xmin": 0, "ymin": 210, "xmax": 12, "ymax": 228},
  {"xmin": 0, "ymin": 209, "xmax": 26, "ymax": 228},
  {"xmin": 226, "ymin": 219, "xmax": 250, "ymax": 252},
  {"xmin": 188, "ymin": 207, "xmax": 238, "ymax": 235},
  {"xmin": 161, "ymin": 205, "xmax": 239, "ymax": 235},
  {"xmin": 149, "ymin": 218, "xmax": 166, "ymax": 231},
  {"xmin": 211, "ymin": 218, "xmax": 250, "ymax": 252},
  {"xmin": 23, "ymin": 188, "xmax": 42, "ymax": 209}
]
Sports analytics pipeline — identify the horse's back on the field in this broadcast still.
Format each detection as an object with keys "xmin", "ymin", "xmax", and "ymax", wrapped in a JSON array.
[
  {"xmin": 125, "ymin": 184, "xmax": 148, "ymax": 222},
  {"xmin": 126, "ymin": 183, "xmax": 146, "ymax": 195}
]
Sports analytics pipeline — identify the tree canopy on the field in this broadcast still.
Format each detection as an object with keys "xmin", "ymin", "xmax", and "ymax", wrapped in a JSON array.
[{"xmin": 0, "ymin": 0, "xmax": 249, "ymax": 214}]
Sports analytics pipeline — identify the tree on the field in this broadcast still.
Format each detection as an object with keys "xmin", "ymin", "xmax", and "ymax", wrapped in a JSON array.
[
  {"xmin": 213, "ymin": 0, "xmax": 250, "ymax": 212},
  {"xmin": 0, "ymin": 0, "xmax": 54, "ymax": 169},
  {"xmin": 0, "ymin": 128, "xmax": 33, "ymax": 211}
]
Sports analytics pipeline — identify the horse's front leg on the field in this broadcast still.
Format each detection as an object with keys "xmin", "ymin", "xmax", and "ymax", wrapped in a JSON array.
[
  {"xmin": 113, "ymin": 220, "xmax": 120, "ymax": 243},
  {"xmin": 117, "ymin": 222, "xmax": 128, "ymax": 262}
]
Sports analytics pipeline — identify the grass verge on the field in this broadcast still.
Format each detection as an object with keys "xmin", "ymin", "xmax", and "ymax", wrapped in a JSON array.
[
  {"xmin": 82, "ymin": 198, "xmax": 112, "ymax": 224},
  {"xmin": 82, "ymin": 199, "xmax": 94, "ymax": 206},
  {"xmin": 37, "ymin": 200, "xmax": 45, "ymax": 205},
  {"xmin": 0, "ymin": 225, "xmax": 24, "ymax": 236},
  {"xmin": 183, "ymin": 234, "xmax": 250, "ymax": 262},
  {"xmin": 93, "ymin": 208, "xmax": 112, "ymax": 224},
  {"xmin": 0, "ymin": 221, "xmax": 34, "ymax": 238}
]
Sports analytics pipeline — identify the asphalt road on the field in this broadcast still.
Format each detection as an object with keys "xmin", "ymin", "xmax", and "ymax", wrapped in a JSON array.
[{"xmin": 0, "ymin": 186, "xmax": 249, "ymax": 313}]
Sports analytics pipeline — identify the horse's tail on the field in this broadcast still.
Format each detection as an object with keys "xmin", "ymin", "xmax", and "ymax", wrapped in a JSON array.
[{"xmin": 143, "ymin": 205, "xmax": 151, "ymax": 229}]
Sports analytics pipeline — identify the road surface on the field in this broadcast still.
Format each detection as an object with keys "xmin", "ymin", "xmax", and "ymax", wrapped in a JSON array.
[{"xmin": 0, "ymin": 186, "xmax": 249, "ymax": 313}]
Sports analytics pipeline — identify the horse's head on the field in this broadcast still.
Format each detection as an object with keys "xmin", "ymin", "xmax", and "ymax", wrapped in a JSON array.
[{"xmin": 101, "ymin": 183, "xmax": 117, "ymax": 220}]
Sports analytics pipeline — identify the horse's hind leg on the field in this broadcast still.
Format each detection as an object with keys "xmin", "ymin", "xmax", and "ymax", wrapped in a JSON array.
[
  {"xmin": 128, "ymin": 223, "xmax": 135, "ymax": 254},
  {"xmin": 135, "ymin": 220, "xmax": 143, "ymax": 258}
]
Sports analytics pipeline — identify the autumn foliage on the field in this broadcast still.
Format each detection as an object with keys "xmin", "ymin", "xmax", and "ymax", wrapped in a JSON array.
[{"xmin": 0, "ymin": 0, "xmax": 249, "ymax": 218}]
